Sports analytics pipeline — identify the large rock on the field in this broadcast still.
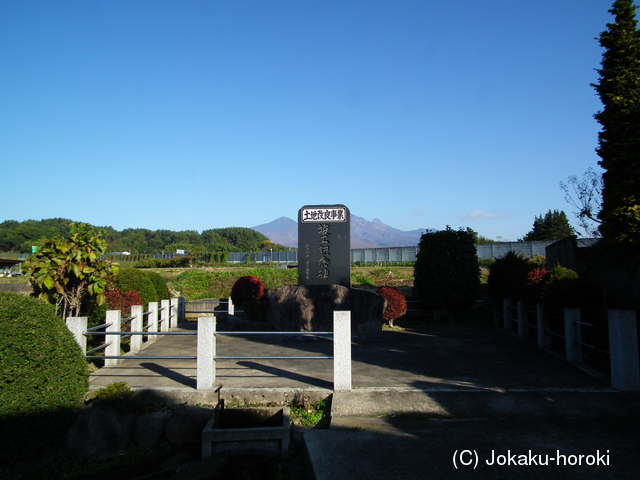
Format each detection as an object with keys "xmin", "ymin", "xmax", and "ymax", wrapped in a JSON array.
[
  {"xmin": 264, "ymin": 285, "xmax": 385, "ymax": 332},
  {"xmin": 132, "ymin": 410, "xmax": 171, "ymax": 447},
  {"xmin": 65, "ymin": 402, "xmax": 134, "ymax": 459}
]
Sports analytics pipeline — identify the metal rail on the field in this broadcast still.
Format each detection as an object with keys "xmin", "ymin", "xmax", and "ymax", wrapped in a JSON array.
[{"xmin": 84, "ymin": 329, "xmax": 335, "ymax": 361}]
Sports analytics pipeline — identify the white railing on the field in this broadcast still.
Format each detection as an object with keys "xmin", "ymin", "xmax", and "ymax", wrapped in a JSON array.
[
  {"xmin": 66, "ymin": 297, "xmax": 184, "ymax": 365},
  {"xmin": 66, "ymin": 300, "xmax": 352, "ymax": 391},
  {"xmin": 196, "ymin": 311, "xmax": 352, "ymax": 391},
  {"xmin": 494, "ymin": 299, "xmax": 640, "ymax": 391}
]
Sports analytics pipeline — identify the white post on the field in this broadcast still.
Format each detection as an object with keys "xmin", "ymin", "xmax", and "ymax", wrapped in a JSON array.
[
  {"xmin": 105, "ymin": 310, "xmax": 121, "ymax": 366},
  {"xmin": 536, "ymin": 304, "xmax": 549, "ymax": 349},
  {"xmin": 197, "ymin": 316, "xmax": 216, "ymax": 390},
  {"xmin": 148, "ymin": 301, "xmax": 158, "ymax": 342},
  {"xmin": 333, "ymin": 310, "xmax": 352, "ymax": 391},
  {"xmin": 517, "ymin": 300, "xmax": 527, "ymax": 338},
  {"xmin": 130, "ymin": 305, "xmax": 143, "ymax": 353},
  {"xmin": 170, "ymin": 298, "xmax": 179, "ymax": 328},
  {"xmin": 66, "ymin": 317, "xmax": 87, "ymax": 354},
  {"xmin": 228, "ymin": 296, "xmax": 235, "ymax": 316},
  {"xmin": 608, "ymin": 310, "xmax": 640, "ymax": 391},
  {"xmin": 564, "ymin": 308, "xmax": 583, "ymax": 363},
  {"xmin": 161, "ymin": 299, "xmax": 170, "ymax": 332},
  {"xmin": 503, "ymin": 299, "xmax": 512, "ymax": 331}
]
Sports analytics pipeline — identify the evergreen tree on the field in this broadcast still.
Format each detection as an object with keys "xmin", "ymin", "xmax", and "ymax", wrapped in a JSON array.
[
  {"xmin": 593, "ymin": 0, "xmax": 640, "ymax": 257},
  {"xmin": 521, "ymin": 210, "xmax": 575, "ymax": 241},
  {"xmin": 413, "ymin": 226, "xmax": 479, "ymax": 318}
]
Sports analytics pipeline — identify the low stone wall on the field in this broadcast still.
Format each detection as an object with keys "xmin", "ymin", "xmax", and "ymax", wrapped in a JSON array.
[
  {"xmin": 0, "ymin": 283, "xmax": 30, "ymax": 295},
  {"xmin": 65, "ymin": 401, "xmax": 213, "ymax": 460}
]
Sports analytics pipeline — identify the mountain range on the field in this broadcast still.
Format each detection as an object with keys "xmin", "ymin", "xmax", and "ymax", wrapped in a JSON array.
[{"xmin": 252, "ymin": 216, "xmax": 430, "ymax": 248}]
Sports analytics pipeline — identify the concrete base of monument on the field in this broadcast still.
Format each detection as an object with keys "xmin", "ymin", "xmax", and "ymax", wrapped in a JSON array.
[
  {"xmin": 201, "ymin": 407, "xmax": 290, "ymax": 459},
  {"xmin": 264, "ymin": 284, "xmax": 385, "ymax": 332}
]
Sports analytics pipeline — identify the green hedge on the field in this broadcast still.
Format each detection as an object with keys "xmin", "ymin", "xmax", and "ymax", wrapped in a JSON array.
[
  {"xmin": 413, "ymin": 227, "xmax": 479, "ymax": 313},
  {"xmin": 487, "ymin": 251, "xmax": 533, "ymax": 301},
  {"xmin": 113, "ymin": 267, "xmax": 159, "ymax": 306},
  {"xmin": 0, "ymin": 292, "xmax": 88, "ymax": 462},
  {"xmin": 0, "ymin": 292, "xmax": 88, "ymax": 416},
  {"xmin": 145, "ymin": 270, "xmax": 170, "ymax": 301},
  {"xmin": 172, "ymin": 267, "xmax": 297, "ymax": 300}
]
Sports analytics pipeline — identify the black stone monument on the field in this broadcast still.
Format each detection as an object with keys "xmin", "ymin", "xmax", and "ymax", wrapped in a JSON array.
[{"xmin": 298, "ymin": 204, "xmax": 351, "ymax": 288}]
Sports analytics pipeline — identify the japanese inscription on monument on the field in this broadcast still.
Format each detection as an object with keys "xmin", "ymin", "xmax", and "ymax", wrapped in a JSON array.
[{"xmin": 298, "ymin": 205, "xmax": 351, "ymax": 287}]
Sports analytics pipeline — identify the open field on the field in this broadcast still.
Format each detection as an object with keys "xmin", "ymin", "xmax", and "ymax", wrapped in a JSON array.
[{"xmin": 147, "ymin": 265, "xmax": 416, "ymax": 300}]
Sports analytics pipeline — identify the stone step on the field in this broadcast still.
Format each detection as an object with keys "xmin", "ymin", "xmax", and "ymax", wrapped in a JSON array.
[{"xmin": 331, "ymin": 387, "xmax": 640, "ymax": 419}]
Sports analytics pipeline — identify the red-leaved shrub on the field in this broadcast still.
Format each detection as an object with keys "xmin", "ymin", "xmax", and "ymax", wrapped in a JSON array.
[
  {"xmin": 105, "ymin": 286, "xmax": 142, "ymax": 317},
  {"xmin": 231, "ymin": 276, "xmax": 265, "ymax": 306},
  {"xmin": 231, "ymin": 276, "xmax": 266, "ymax": 321},
  {"xmin": 527, "ymin": 268, "xmax": 548, "ymax": 286},
  {"xmin": 522, "ymin": 268, "xmax": 549, "ymax": 303},
  {"xmin": 376, "ymin": 286, "xmax": 407, "ymax": 327}
]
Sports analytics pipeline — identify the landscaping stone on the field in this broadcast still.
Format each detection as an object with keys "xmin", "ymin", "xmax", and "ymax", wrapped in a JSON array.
[
  {"xmin": 132, "ymin": 409, "xmax": 171, "ymax": 447},
  {"xmin": 264, "ymin": 285, "xmax": 385, "ymax": 332},
  {"xmin": 64, "ymin": 402, "xmax": 134, "ymax": 460}
]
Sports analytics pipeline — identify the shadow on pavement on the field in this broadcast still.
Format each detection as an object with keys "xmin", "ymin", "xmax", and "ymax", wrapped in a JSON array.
[{"xmin": 140, "ymin": 362, "xmax": 197, "ymax": 389}]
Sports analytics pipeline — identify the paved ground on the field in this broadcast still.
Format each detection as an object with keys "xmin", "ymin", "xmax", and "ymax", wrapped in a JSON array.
[{"xmin": 88, "ymin": 318, "xmax": 640, "ymax": 479}]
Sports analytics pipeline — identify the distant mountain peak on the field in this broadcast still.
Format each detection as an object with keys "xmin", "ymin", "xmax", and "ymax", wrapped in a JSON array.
[{"xmin": 252, "ymin": 215, "xmax": 428, "ymax": 248}]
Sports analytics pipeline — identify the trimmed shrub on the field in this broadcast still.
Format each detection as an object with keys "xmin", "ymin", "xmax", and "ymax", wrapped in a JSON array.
[
  {"xmin": 0, "ymin": 292, "xmax": 88, "ymax": 462},
  {"xmin": 487, "ymin": 251, "xmax": 533, "ymax": 301},
  {"xmin": 146, "ymin": 271, "xmax": 170, "ymax": 301},
  {"xmin": 543, "ymin": 276, "xmax": 602, "ymax": 311},
  {"xmin": 134, "ymin": 257, "xmax": 164, "ymax": 268},
  {"xmin": 113, "ymin": 267, "xmax": 158, "ymax": 306},
  {"xmin": 413, "ymin": 226, "xmax": 479, "ymax": 315},
  {"xmin": 105, "ymin": 286, "xmax": 143, "ymax": 317},
  {"xmin": 230, "ymin": 275, "xmax": 265, "ymax": 306},
  {"xmin": 521, "ymin": 268, "xmax": 549, "ymax": 303},
  {"xmin": 376, "ymin": 286, "xmax": 407, "ymax": 327},
  {"xmin": 93, "ymin": 381, "xmax": 133, "ymax": 402},
  {"xmin": 529, "ymin": 254, "xmax": 547, "ymax": 269},
  {"xmin": 538, "ymin": 265, "xmax": 580, "ymax": 309},
  {"xmin": 231, "ymin": 276, "xmax": 265, "ymax": 321},
  {"xmin": 542, "ymin": 264, "xmax": 579, "ymax": 284}
]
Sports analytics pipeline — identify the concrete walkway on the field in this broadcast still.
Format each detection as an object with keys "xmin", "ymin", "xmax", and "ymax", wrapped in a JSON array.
[{"xmin": 88, "ymin": 319, "xmax": 640, "ymax": 479}]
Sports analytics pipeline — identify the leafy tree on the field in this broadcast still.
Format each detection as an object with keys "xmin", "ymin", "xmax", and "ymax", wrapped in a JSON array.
[
  {"xmin": 465, "ymin": 227, "xmax": 497, "ymax": 243},
  {"xmin": 0, "ymin": 218, "xmax": 73, "ymax": 252},
  {"xmin": 0, "ymin": 219, "xmax": 292, "ymax": 255},
  {"xmin": 213, "ymin": 227, "xmax": 272, "ymax": 252},
  {"xmin": 593, "ymin": 0, "xmax": 640, "ymax": 257},
  {"xmin": 521, "ymin": 210, "xmax": 575, "ymax": 241},
  {"xmin": 413, "ymin": 226, "xmax": 479, "ymax": 318},
  {"xmin": 25, "ymin": 223, "xmax": 118, "ymax": 319}
]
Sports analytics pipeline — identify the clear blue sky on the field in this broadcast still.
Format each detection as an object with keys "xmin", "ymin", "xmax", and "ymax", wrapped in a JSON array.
[{"xmin": 1, "ymin": 1, "xmax": 618, "ymax": 241}]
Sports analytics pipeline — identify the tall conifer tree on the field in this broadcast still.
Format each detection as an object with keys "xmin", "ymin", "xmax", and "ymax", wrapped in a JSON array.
[
  {"xmin": 522, "ymin": 210, "xmax": 575, "ymax": 241},
  {"xmin": 593, "ymin": 0, "xmax": 640, "ymax": 257}
]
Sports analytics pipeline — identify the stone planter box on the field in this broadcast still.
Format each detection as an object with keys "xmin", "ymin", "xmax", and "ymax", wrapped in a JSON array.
[{"xmin": 202, "ymin": 407, "xmax": 290, "ymax": 459}]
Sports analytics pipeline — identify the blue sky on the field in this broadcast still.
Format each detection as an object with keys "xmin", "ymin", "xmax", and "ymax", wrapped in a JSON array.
[{"xmin": 1, "ymin": 1, "xmax": 618, "ymax": 241}]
